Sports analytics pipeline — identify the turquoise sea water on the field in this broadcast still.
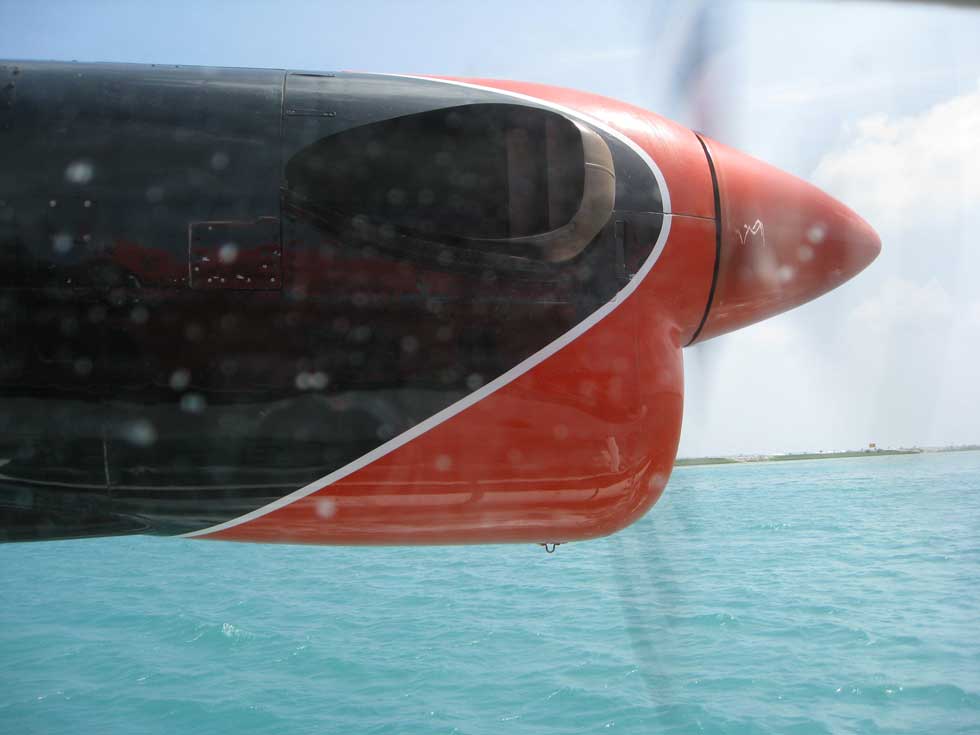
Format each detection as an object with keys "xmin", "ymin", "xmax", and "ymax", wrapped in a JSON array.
[{"xmin": 1, "ymin": 451, "xmax": 978, "ymax": 734}]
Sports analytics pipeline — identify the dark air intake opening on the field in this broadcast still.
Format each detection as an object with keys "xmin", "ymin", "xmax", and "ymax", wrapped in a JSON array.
[{"xmin": 285, "ymin": 103, "xmax": 615, "ymax": 263}]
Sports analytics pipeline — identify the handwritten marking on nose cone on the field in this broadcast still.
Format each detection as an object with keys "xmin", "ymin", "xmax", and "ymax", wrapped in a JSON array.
[{"xmin": 735, "ymin": 219, "xmax": 766, "ymax": 248}]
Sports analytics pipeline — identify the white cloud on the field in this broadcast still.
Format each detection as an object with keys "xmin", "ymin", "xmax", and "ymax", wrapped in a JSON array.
[
  {"xmin": 848, "ymin": 277, "xmax": 954, "ymax": 332},
  {"xmin": 813, "ymin": 81, "xmax": 980, "ymax": 231},
  {"xmin": 740, "ymin": 319, "xmax": 796, "ymax": 348},
  {"xmin": 968, "ymin": 300, "xmax": 980, "ymax": 328}
]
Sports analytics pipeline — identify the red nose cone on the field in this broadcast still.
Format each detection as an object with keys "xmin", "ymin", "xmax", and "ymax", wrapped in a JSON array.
[{"xmin": 694, "ymin": 136, "xmax": 880, "ymax": 342}]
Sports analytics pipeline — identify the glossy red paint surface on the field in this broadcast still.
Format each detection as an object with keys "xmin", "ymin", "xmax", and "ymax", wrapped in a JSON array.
[
  {"xmin": 202, "ymin": 79, "xmax": 719, "ymax": 544},
  {"xmin": 693, "ymin": 135, "xmax": 881, "ymax": 342}
]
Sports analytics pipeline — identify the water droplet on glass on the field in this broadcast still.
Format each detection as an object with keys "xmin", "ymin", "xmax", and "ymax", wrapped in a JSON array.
[
  {"xmin": 52, "ymin": 233, "xmax": 73, "ymax": 254},
  {"xmin": 123, "ymin": 418, "xmax": 157, "ymax": 447},
  {"xmin": 180, "ymin": 393, "xmax": 206, "ymax": 414},
  {"xmin": 64, "ymin": 160, "xmax": 94, "ymax": 184},
  {"xmin": 169, "ymin": 368, "xmax": 190, "ymax": 390},
  {"xmin": 806, "ymin": 223, "xmax": 826, "ymax": 244},
  {"xmin": 218, "ymin": 242, "xmax": 238, "ymax": 264},
  {"xmin": 315, "ymin": 498, "xmax": 337, "ymax": 519},
  {"xmin": 401, "ymin": 335, "xmax": 419, "ymax": 354}
]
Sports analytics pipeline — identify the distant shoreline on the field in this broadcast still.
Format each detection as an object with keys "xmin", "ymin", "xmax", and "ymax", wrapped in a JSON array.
[{"xmin": 674, "ymin": 445, "xmax": 980, "ymax": 467}]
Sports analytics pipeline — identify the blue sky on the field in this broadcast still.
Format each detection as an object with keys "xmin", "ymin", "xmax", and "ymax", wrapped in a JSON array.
[{"xmin": 2, "ymin": 0, "xmax": 979, "ymax": 454}]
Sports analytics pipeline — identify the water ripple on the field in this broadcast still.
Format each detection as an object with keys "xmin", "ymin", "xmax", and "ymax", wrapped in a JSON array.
[{"xmin": 1, "ymin": 451, "xmax": 979, "ymax": 734}]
